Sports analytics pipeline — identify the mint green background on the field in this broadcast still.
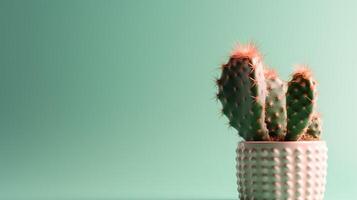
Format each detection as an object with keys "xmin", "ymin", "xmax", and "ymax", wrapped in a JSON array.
[{"xmin": 0, "ymin": 0, "xmax": 355, "ymax": 199}]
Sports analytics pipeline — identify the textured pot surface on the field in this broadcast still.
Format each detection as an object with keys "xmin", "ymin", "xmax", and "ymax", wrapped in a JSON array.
[{"xmin": 236, "ymin": 141, "xmax": 327, "ymax": 200}]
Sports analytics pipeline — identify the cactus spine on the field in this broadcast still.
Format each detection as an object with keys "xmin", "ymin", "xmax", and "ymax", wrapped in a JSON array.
[{"xmin": 216, "ymin": 44, "xmax": 322, "ymax": 141}]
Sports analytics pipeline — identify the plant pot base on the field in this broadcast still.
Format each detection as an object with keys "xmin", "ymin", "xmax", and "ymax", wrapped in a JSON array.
[{"xmin": 236, "ymin": 141, "xmax": 327, "ymax": 200}]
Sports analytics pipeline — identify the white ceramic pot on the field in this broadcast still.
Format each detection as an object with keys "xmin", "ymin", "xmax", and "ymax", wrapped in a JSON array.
[{"xmin": 236, "ymin": 141, "xmax": 327, "ymax": 200}]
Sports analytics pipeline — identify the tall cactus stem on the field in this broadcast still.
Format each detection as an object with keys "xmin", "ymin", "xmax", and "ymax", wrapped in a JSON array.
[{"xmin": 216, "ymin": 44, "xmax": 269, "ymax": 141}]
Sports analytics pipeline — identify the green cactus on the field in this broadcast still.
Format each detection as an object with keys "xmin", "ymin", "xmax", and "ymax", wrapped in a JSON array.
[
  {"xmin": 216, "ymin": 44, "xmax": 269, "ymax": 141},
  {"xmin": 305, "ymin": 113, "xmax": 322, "ymax": 139},
  {"xmin": 285, "ymin": 66, "xmax": 317, "ymax": 141},
  {"xmin": 264, "ymin": 69, "xmax": 287, "ymax": 140},
  {"xmin": 216, "ymin": 44, "xmax": 322, "ymax": 141}
]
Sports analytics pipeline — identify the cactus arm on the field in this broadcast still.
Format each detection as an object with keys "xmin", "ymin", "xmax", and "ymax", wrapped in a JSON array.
[
  {"xmin": 264, "ymin": 69, "xmax": 287, "ymax": 140},
  {"xmin": 285, "ymin": 66, "xmax": 317, "ymax": 141},
  {"xmin": 305, "ymin": 112, "xmax": 322, "ymax": 139},
  {"xmin": 217, "ymin": 44, "xmax": 269, "ymax": 141}
]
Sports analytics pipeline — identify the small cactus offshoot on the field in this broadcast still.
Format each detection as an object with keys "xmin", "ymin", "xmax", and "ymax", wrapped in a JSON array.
[
  {"xmin": 303, "ymin": 112, "xmax": 322, "ymax": 140},
  {"xmin": 216, "ymin": 44, "xmax": 322, "ymax": 141}
]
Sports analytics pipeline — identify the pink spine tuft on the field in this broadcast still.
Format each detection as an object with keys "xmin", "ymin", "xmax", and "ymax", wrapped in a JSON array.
[
  {"xmin": 264, "ymin": 68, "xmax": 278, "ymax": 80},
  {"xmin": 311, "ymin": 112, "xmax": 321, "ymax": 118},
  {"xmin": 231, "ymin": 43, "xmax": 262, "ymax": 61},
  {"xmin": 293, "ymin": 65, "xmax": 313, "ymax": 79}
]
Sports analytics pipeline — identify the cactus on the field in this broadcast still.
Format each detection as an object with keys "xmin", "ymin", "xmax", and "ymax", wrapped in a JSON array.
[
  {"xmin": 216, "ymin": 44, "xmax": 269, "ymax": 141},
  {"xmin": 264, "ymin": 69, "xmax": 287, "ymax": 140},
  {"xmin": 305, "ymin": 112, "xmax": 322, "ymax": 139},
  {"xmin": 285, "ymin": 66, "xmax": 317, "ymax": 141},
  {"xmin": 216, "ymin": 44, "xmax": 322, "ymax": 141}
]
